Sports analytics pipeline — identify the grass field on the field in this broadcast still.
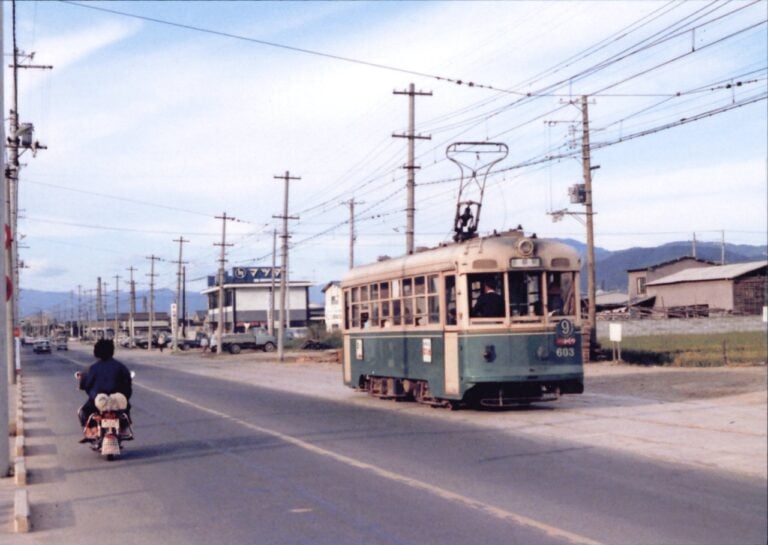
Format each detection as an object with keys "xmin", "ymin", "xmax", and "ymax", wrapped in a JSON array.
[{"xmin": 597, "ymin": 331, "xmax": 768, "ymax": 367}]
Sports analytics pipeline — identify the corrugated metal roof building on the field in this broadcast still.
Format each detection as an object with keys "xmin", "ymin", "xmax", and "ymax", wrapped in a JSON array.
[{"xmin": 646, "ymin": 260, "xmax": 767, "ymax": 315}]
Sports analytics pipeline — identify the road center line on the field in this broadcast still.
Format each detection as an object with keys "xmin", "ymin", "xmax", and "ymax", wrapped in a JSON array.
[{"xmin": 138, "ymin": 381, "xmax": 603, "ymax": 545}]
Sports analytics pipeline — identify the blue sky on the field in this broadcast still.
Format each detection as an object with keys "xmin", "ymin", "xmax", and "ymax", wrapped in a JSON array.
[{"xmin": 5, "ymin": 0, "xmax": 767, "ymax": 305}]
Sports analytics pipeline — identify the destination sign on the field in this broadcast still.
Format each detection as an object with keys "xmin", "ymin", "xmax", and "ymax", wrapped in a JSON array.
[{"xmin": 509, "ymin": 257, "xmax": 541, "ymax": 268}]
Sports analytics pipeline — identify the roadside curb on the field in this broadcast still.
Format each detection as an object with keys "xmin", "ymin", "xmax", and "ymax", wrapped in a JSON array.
[{"xmin": 13, "ymin": 377, "xmax": 31, "ymax": 533}]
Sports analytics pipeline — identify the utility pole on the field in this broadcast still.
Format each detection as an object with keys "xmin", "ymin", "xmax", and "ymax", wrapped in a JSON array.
[
  {"xmin": 126, "ymin": 267, "xmax": 137, "ymax": 347},
  {"xmin": 721, "ymin": 230, "xmax": 726, "ymax": 265},
  {"xmin": 113, "ymin": 274, "xmax": 120, "ymax": 345},
  {"xmin": 268, "ymin": 229, "xmax": 277, "ymax": 337},
  {"xmin": 146, "ymin": 255, "xmax": 160, "ymax": 351},
  {"xmin": 102, "ymin": 280, "xmax": 108, "ymax": 337},
  {"xmin": 5, "ymin": 0, "xmax": 52, "ymax": 386},
  {"xmin": 0, "ymin": 4, "xmax": 10, "ymax": 474},
  {"xmin": 172, "ymin": 236, "xmax": 189, "ymax": 352},
  {"xmin": 393, "ymin": 83, "xmax": 431, "ymax": 255},
  {"xmin": 214, "ymin": 213, "xmax": 235, "ymax": 357},
  {"xmin": 343, "ymin": 199, "xmax": 363, "ymax": 269},
  {"xmin": 96, "ymin": 277, "xmax": 103, "ymax": 329},
  {"xmin": 692, "ymin": 233, "xmax": 697, "ymax": 258},
  {"xmin": 273, "ymin": 172, "xmax": 300, "ymax": 362},
  {"xmin": 580, "ymin": 95, "xmax": 598, "ymax": 361},
  {"xmin": 77, "ymin": 284, "xmax": 82, "ymax": 338}
]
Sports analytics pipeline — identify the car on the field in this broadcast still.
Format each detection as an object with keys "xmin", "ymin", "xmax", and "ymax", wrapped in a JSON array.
[
  {"xmin": 54, "ymin": 337, "xmax": 68, "ymax": 350},
  {"xmin": 32, "ymin": 340, "xmax": 52, "ymax": 354}
]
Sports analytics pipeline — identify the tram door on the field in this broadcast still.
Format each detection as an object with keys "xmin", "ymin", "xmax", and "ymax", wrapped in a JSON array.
[{"xmin": 444, "ymin": 275, "xmax": 460, "ymax": 395}]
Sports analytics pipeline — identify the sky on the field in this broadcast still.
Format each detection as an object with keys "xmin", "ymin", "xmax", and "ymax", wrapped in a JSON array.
[{"xmin": 4, "ymin": 0, "xmax": 767, "ymax": 310}]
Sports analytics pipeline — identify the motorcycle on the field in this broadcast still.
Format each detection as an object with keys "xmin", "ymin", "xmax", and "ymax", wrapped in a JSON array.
[{"xmin": 75, "ymin": 371, "xmax": 135, "ymax": 460}]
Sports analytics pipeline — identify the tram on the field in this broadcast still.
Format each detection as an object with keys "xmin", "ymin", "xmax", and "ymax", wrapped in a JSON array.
[{"xmin": 341, "ymin": 228, "xmax": 585, "ymax": 408}]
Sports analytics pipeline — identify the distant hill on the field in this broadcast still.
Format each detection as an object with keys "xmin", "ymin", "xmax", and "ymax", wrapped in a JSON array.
[
  {"xmin": 19, "ymin": 288, "xmax": 208, "ymax": 319},
  {"xmin": 19, "ymin": 240, "xmax": 767, "ymax": 316},
  {"xmin": 582, "ymin": 241, "xmax": 766, "ymax": 292}
]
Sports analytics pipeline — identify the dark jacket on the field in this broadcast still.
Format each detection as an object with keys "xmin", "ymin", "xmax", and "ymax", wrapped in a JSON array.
[
  {"xmin": 81, "ymin": 358, "xmax": 133, "ymax": 401},
  {"xmin": 472, "ymin": 291, "xmax": 505, "ymax": 317}
]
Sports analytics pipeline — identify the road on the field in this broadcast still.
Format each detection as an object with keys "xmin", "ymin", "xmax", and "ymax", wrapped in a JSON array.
[{"xmin": 12, "ymin": 347, "xmax": 768, "ymax": 545}]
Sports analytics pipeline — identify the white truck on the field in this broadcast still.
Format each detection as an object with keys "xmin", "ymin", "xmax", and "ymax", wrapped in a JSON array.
[{"xmin": 214, "ymin": 329, "xmax": 277, "ymax": 354}]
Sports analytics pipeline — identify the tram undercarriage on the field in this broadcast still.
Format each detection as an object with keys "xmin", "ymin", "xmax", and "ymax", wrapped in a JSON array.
[{"xmin": 358, "ymin": 375, "xmax": 583, "ymax": 410}]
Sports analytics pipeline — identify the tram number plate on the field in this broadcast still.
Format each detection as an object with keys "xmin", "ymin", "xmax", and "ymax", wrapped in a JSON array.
[
  {"xmin": 556, "ymin": 347, "xmax": 575, "ymax": 358},
  {"xmin": 101, "ymin": 418, "xmax": 119, "ymax": 429}
]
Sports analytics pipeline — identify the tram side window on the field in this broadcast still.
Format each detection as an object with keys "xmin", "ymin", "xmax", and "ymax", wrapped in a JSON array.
[
  {"xmin": 469, "ymin": 273, "xmax": 505, "ymax": 318},
  {"xmin": 445, "ymin": 275, "xmax": 457, "ymax": 325},
  {"xmin": 508, "ymin": 272, "xmax": 543, "ymax": 317},
  {"xmin": 427, "ymin": 274, "xmax": 440, "ymax": 324}
]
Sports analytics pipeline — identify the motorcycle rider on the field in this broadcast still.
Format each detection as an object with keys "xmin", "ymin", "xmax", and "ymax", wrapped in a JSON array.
[{"xmin": 77, "ymin": 339, "xmax": 133, "ymax": 436}]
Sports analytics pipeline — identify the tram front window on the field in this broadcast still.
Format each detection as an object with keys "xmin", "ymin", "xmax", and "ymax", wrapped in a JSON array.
[
  {"xmin": 508, "ymin": 271, "xmax": 543, "ymax": 317},
  {"xmin": 469, "ymin": 274, "xmax": 505, "ymax": 318}
]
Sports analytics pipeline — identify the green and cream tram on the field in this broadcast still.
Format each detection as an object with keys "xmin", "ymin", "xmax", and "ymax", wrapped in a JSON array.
[{"xmin": 341, "ymin": 229, "xmax": 584, "ymax": 408}]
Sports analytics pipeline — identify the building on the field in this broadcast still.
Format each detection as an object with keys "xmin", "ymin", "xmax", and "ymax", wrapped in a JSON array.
[
  {"xmin": 627, "ymin": 257, "xmax": 716, "ymax": 301},
  {"xmin": 202, "ymin": 266, "xmax": 312, "ymax": 333},
  {"xmin": 322, "ymin": 281, "xmax": 342, "ymax": 332},
  {"xmin": 646, "ymin": 260, "xmax": 767, "ymax": 315}
]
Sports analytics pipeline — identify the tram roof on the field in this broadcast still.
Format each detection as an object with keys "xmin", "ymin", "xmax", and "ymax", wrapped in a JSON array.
[{"xmin": 342, "ymin": 230, "xmax": 581, "ymax": 286}]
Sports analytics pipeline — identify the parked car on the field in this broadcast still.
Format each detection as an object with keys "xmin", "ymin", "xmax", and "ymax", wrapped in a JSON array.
[
  {"xmin": 32, "ymin": 340, "xmax": 52, "ymax": 354},
  {"xmin": 212, "ymin": 328, "xmax": 276, "ymax": 354}
]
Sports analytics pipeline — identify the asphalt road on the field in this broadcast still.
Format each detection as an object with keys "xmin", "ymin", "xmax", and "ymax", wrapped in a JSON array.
[{"xmin": 14, "ymin": 348, "xmax": 768, "ymax": 545}]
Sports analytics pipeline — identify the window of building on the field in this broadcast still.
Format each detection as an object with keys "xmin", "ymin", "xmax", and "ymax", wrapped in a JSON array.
[{"xmin": 637, "ymin": 277, "xmax": 646, "ymax": 295}]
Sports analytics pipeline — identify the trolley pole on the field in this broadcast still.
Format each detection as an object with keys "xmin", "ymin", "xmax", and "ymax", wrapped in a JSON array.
[
  {"xmin": 273, "ymin": 172, "xmax": 300, "ymax": 362},
  {"xmin": 393, "ymin": 83, "xmax": 431, "ymax": 255},
  {"xmin": 580, "ymin": 95, "xmax": 597, "ymax": 360},
  {"xmin": 214, "ymin": 213, "xmax": 235, "ymax": 357}
]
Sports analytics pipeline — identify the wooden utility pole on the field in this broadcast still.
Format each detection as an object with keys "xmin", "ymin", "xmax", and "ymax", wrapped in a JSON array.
[
  {"xmin": 126, "ymin": 267, "xmax": 137, "ymax": 347},
  {"xmin": 113, "ymin": 274, "xmax": 120, "ymax": 345},
  {"xmin": 214, "ymin": 214, "xmax": 235, "ymax": 356},
  {"xmin": 268, "ymin": 229, "xmax": 277, "ymax": 337},
  {"xmin": 172, "ymin": 236, "xmax": 189, "ymax": 352},
  {"xmin": 580, "ymin": 95, "xmax": 597, "ymax": 360},
  {"xmin": 393, "ymin": 83, "xmax": 431, "ymax": 254},
  {"xmin": 273, "ymin": 172, "xmax": 300, "ymax": 362},
  {"xmin": 146, "ymin": 255, "xmax": 161, "ymax": 351},
  {"xmin": 343, "ymin": 199, "xmax": 363, "ymax": 269}
]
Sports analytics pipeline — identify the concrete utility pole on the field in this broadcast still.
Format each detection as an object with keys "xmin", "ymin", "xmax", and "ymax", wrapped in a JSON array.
[
  {"xmin": 126, "ymin": 267, "xmax": 137, "ymax": 346},
  {"xmin": 172, "ymin": 236, "xmax": 189, "ymax": 352},
  {"xmin": 77, "ymin": 284, "xmax": 82, "ymax": 338},
  {"xmin": 692, "ymin": 233, "xmax": 697, "ymax": 258},
  {"xmin": 721, "ymin": 230, "xmax": 726, "ymax": 265},
  {"xmin": 393, "ymin": 83, "xmax": 431, "ymax": 255},
  {"xmin": 0, "ymin": 4, "xmax": 10, "ymax": 475},
  {"xmin": 102, "ymin": 280, "xmax": 108, "ymax": 336},
  {"xmin": 113, "ymin": 274, "xmax": 120, "ymax": 345},
  {"xmin": 146, "ymin": 255, "xmax": 160, "ymax": 351},
  {"xmin": 273, "ymin": 172, "xmax": 300, "ymax": 362},
  {"xmin": 268, "ymin": 229, "xmax": 277, "ymax": 337},
  {"xmin": 580, "ymin": 95, "xmax": 597, "ymax": 361},
  {"xmin": 343, "ymin": 199, "xmax": 363, "ymax": 269},
  {"xmin": 5, "ymin": 0, "xmax": 52, "ymax": 386},
  {"xmin": 214, "ymin": 213, "xmax": 235, "ymax": 357}
]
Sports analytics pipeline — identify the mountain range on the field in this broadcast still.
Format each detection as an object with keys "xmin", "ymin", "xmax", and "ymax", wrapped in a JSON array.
[{"xmin": 18, "ymin": 240, "xmax": 767, "ymax": 318}]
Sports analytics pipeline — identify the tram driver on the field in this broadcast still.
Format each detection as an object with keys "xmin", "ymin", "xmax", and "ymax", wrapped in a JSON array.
[{"xmin": 471, "ymin": 278, "xmax": 505, "ymax": 318}]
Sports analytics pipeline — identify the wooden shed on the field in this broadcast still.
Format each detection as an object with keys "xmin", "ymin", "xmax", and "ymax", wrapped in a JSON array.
[{"xmin": 646, "ymin": 260, "xmax": 767, "ymax": 315}]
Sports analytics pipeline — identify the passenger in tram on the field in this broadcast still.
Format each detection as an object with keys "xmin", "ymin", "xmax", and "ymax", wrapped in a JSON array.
[{"xmin": 472, "ymin": 281, "xmax": 505, "ymax": 318}]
